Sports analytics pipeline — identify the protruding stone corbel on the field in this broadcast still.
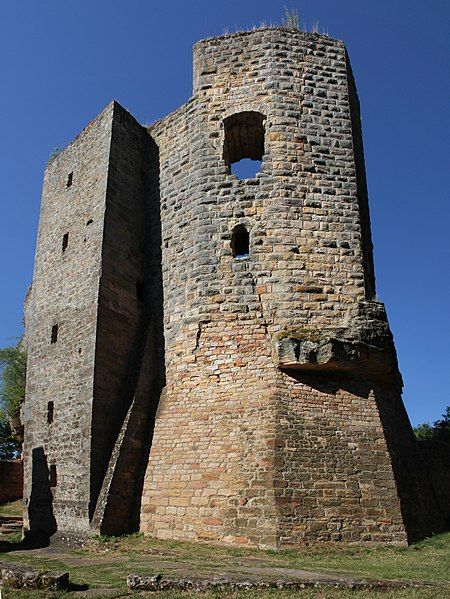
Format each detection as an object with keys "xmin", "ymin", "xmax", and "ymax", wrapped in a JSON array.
[{"xmin": 273, "ymin": 301, "xmax": 402, "ymax": 385}]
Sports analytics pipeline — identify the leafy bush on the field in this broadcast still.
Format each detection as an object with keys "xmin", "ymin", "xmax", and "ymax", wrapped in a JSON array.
[
  {"xmin": 0, "ymin": 346, "xmax": 27, "ymax": 421},
  {"xmin": 414, "ymin": 407, "xmax": 450, "ymax": 443},
  {"xmin": 0, "ymin": 419, "xmax": 20, "ymax": 459},
  {"xmin": 0, "ymin": 346, "xmax": 26, "ymax": 459}
]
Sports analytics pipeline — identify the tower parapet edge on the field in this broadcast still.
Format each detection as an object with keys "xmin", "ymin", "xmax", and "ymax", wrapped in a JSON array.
[{"xmin": 23, "ymin": 28, "xmax": 444, "ymax": 546}]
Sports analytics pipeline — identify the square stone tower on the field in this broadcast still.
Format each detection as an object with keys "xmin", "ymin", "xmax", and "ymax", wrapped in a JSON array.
[{"xmin": 23, "ymin": 28, "xmax": 443, "ymax": 547}]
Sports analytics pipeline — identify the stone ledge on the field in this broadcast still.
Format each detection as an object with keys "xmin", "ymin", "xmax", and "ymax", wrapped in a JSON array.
[
  {"xmin": 126, "ymin": 572, "xmax": 436, "ymax": 592},
  {"xmin": 0, "ymin": 562, "xmax": 69, "ymax": 590},
  {"xmin": 274, "ymin": 301, "xmax": 402, "ymax": 385}
]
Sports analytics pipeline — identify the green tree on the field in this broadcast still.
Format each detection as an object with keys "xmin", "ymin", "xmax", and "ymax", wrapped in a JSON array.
[
  {"xmin": 0, "ymin": 346, "xmax": 27, "ymax": 459},
  {"xmin": 414, "ymin": 407, "xmax": 450, "ymax": 442},
  {"xmin": 0, "ymin": 419, "xmax": 20, "ymax": 459},
  {"xmin": 0, "ymin": 346, "xmax": 27, "ymax": 420}
]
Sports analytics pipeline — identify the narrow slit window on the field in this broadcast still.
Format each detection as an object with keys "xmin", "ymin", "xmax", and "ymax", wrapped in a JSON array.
[
  {"xmin": 231, "ymin": 225, "xmax": 250, "ymax": 259},
  {"xmin": 62, "ymin": 232, "xmax": 69, "ymax": 252},
  {"xmin": 49, "ymin": 465, "xmax": 57, "ymax": 487},
  {"xmin": 51, "ymin": 324, "xmax": 58, "ymax": 344},
  {"xmin": 66, "ymin": 172, "xmax": 73, "ymax": 187},
  {"xmin": 47, "ymin": 401, "xmax": 54, "ymax": 424},
  {"xmin": 223, "ymin": 111, "xmax": 265, "ymax": 180}
]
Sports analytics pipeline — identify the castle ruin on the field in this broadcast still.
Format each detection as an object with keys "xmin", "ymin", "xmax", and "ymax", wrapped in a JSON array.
[{"xmin": 22, "ymin": 28, "xmax": 444, "ymax": 548}]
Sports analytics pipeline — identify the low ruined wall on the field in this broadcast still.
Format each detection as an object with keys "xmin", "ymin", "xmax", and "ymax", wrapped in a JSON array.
[{"xmin": 0, "ymin": 459, "xmax": 23, "ymax": 503}]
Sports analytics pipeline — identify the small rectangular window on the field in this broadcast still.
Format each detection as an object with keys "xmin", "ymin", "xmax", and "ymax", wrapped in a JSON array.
[
  {"xmin": 66, "ymin": 172, "xmax": 73, "ymax": 187},
  {"xmin": 49, "ymin": 464, "xmax": 57, "ymax": 487},
  {"xmin": 62, "ymin": 232, "xmax": 69, "ymax": 252},
  {"xmin": 231, "ymin": 224, "xmax": 250, "ymax": 258},
  {"xmin": 51, "ymin": 324, "xmax": 58, "ymax": 344},
  {"xmin": 47, "ymin": 401, "xmax": 54, "ymax": 424}
]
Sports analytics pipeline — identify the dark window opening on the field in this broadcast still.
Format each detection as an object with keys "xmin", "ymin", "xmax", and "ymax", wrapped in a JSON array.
[
  {"xmin": 136, "ymin": 281, "xmax": 146, "ymax": 303},
  {"xmin": 49, "ymin": 465, "xmax": 57, "ymax": 487},
  {"xmin": 223, "ymin": 111, "xmax": 265, "ymax": 179},
  {"xmin": 62, "ymin": 232, "xmax": 69, "ymax": 252},
  {"xmin": 51, "ymin": 324, "xmax": 58, "ymax": 344},
  {"xmin": 231, "ymin": 225, "xmax": 250, "ymax": 259},
  {"xmin": 66, "ymin": 172, "xmax": 73, "ymax": 188},
  {"xmin": 47, "ymin": 401, "xmax": 54, "ymax": 424}
]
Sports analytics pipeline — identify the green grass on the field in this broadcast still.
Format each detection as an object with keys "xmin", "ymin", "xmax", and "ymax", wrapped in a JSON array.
[
  {"xmin": 0, "ymin": 500, "xmax": 23, "ymax": 543},
  {"xmin": 0, "ymin": 532, "xmax": 449, "ymax": 598},
  {"xmin": 1, "ymin": 587, "xmax": 449, "ymax": 598},
  {"xmin": 0, "ymin": 500, "xmax": 22, "ymax": 518},
  {"xmin": 79, "ymin": 531, "xmax": 450, "ymax": 583}
]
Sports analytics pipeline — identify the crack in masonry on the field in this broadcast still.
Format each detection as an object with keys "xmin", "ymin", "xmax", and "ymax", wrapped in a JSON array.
[{"xmin": 194, "ymin": 320, "xmax": 211, "ymax": 354}]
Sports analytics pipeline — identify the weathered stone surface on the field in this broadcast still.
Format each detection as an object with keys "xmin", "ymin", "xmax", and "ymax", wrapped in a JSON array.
[
  {"xmin": 126, "ymin": 572, "xmax": 434, "ymax": 593},
  {"xmin": 0, "ymin": 562, "xmax": 69, "ymax": 590},
  {"xmin": 274, "ymin": 300, "xmax": 402, "ymax": 384},
  {"xmin": 22, "ymin": 27, "xmax": 444, "ymax": 549}
]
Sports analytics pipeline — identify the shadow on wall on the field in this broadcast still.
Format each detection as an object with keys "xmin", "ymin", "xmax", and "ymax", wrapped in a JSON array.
[
  {"xmin": 130, "ymin": 136, "xmax": 167, "ymax": 531},
  {"xmin": 283, "ymin": 370, "xmax": 446, "ymax": 543},
  {"xmin": 91, "ymin": 134, "xmax": 167, "ymax": 536},
  {"xmin": 27, "ymin": 446, "xmax": 57, "ymax": 543},
  {"xmin": 283, "ymin": 370, "xmax": 373, "ymax": 398},
  {"xmin": 374, "ymin": 391, "xmax": 447, "ymax": 542},
  {"xmin": 416, "ymin": 438, "xmax": 450, "ymax": 529}
]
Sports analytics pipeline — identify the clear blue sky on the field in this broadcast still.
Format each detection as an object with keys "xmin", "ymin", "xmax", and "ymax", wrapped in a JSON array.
[{"xmin": 1, "ymin": 1, "xmax": 449, "ymax": 426}]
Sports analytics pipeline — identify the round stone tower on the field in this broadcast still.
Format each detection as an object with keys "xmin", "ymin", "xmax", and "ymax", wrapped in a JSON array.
[{"xmin": 139, "ymin": 28, "xmax": 443, "ymax": 547}]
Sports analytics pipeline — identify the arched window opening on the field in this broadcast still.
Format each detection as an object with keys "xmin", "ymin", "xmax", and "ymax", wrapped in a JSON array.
[
  {"xmin": 223, "ymin": 111, "xmax": 265, "ymax": 180},
  {"xmin": 231, "ymin": 225, "xmax": 250, "ymax": 259}
]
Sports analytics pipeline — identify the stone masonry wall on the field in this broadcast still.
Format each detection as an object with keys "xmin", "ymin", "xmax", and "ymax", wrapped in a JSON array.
[
  {"xmin": 90, "ymin": 103, "xmax": 153, "ymax": 518},
  {"xmin": 0, "ymin": 460, "xmax": 23, "ymax": 504},
  {"xmin": 139, "ymin": 29, "xmax": 443, "ymax": 546},
  {"xmin": 273, "ymin": 377, "xmax": 407, "ymax": 545},
  {"xmin": 90, "ymin": 104, "xmax": 165, "ymax": 534},
  {"xmin": 22, "ymin": 102, "xmax": 164, "ymax": 539},
  {"xmin": 24, "ymin": 27, "xmax": 444, "ymax": 546},
  {"xmin": 23, "ymin": 104, "xmax": 114, "ymax": 537}
]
